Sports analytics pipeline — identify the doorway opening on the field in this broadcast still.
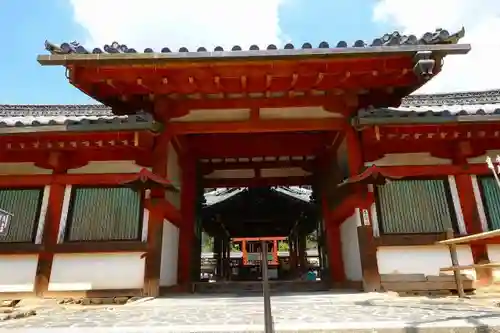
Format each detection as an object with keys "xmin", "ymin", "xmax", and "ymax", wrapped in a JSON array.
[{"xmin": 195, "ymin": 186, "xmax": 335, "ymax": 293}]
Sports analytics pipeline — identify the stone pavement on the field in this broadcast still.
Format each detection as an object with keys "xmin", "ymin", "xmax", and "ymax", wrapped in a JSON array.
[{"xmin": 2, "ymin": 292, "xmax": 500, "ymax": 332}]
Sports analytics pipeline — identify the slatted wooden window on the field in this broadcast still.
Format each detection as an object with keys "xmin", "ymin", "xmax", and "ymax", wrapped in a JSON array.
[
  {"xmin": 0, "ymin": 188, "xmax": 44, "ymax": 243},
  {"xmin": 375, "ymin": 179, "xmax": 458, "ymax": 234},
  {"xmin": 478, "ymin": 176, "xmax": 500, "ymax": 230},
  {"xmin": 65, "ymin": 186, "xmax": 143, "ymax": 241}
]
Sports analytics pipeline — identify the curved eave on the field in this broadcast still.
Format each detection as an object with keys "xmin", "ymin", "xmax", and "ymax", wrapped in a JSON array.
[{"xmin": 37, "ymin": 44, "xmax": 470, "ymax": 66}]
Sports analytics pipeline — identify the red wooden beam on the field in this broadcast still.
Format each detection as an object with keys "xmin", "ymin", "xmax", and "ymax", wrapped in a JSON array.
[
  {"xmin": 169, "ymin": 95, "xmax": 334, "ymax": 110},
  {"xmin": 233, "ymin": 237, "xmax": 287, "ymax": 242},
  {"xmin": 202, "ymin": 175, "xmax": 312, "ymax": 188},
  {"xmin": 0, "ymin": 173, "xmax": 151, "ymax": 188},
  {"xmin": 378, "ymin": 164, "xmax": 491, "ymax": 177},
  {"xmin": 169, "ymin": 118, "xmax": 346, "ymax": 135},
  {"xmin": 186, "ymin": 132, "xmax": 335, "ymax": 158},
  {"xmin": 0, "ymin": 148, "xmax": 147, "ymax": 163},
  {"xmin": 199, "ymin": 159, "xmax": 314, "ymax": 173}
]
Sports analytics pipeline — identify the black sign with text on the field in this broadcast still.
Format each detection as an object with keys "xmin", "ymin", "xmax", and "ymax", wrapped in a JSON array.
[{"xmin": 0, "ymin": 209, "xmax": 13, "ymax": 237}]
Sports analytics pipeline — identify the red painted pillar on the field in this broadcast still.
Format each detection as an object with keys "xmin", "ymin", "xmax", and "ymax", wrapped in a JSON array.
[
  {"xmin": 289, "ymin": 236, "xmax": 298, "ymax": 276},
  {"xmin": 35, "ymin": 174, "xmax": 66, "ymax": 296},
  {"xmin": 177, "ymin": 155, "xmax": 196, "ymax": 290},
  {"xmin": 242, "ymin": 240, "xmax": 248, "ymax": 265},
  {"xmin": 298, "ymin": 234, "xmax": 307, "ymax": 270},
  {"xmin": 321, "ymin": 199, "xmax": 346, "ymax": 284},
  {"xmin": 345, "ymin": 125, "xmax": 381, "ymax": 292},
  {"xmin": 272, "ymin": 240, "xmax": 278, "ymax": 264},
  {"xmin": 345, "ymin": 126, "xmax": 363, "ymax": 177},
  {"xmin": 143, "ymin": 135, "xmax": 170, "ymax": 296}
]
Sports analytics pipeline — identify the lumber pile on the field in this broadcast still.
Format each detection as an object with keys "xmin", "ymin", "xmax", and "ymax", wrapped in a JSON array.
[{"xmin": 380, "ymin": 273, "xmax": 475, "ymax": 296}]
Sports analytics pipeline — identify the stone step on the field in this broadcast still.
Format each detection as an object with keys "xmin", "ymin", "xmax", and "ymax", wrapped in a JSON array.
[{"xmin": 193, "ymin": 281, "xmax": 331, "ymax": 294}]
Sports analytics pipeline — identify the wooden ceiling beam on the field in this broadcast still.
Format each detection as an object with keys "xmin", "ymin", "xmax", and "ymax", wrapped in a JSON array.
[
  {"xmin": 203, "ymin": 175, "xmax": 313, "ymax": 188},
  {"xmin": 199, "ymin": 159, "xmax": 314, "ymax": 174}
]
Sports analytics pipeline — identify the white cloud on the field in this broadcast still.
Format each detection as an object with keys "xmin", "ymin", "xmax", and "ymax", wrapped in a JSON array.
[
  {"xmin": 69, "ymin": 0, "xmax": 285, "ymax": 51},
  {"xmin": 373, "ymin": 0, "xmax": 500, "ymax": 93}
]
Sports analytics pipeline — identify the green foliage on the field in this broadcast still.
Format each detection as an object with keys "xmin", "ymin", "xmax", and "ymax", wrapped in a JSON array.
[
  {"xmin": 201, "ymin": 232, "xmax": 213, "ymax": 252},
  {"xmin": 278, "ymin": 241, "xmax": 289, "ymax": 251}
]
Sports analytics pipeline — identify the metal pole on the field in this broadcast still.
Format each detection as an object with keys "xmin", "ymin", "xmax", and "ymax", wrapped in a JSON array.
[{"xmin": 261, "ymin": 240, "xmax": 274, "ymax": 333}]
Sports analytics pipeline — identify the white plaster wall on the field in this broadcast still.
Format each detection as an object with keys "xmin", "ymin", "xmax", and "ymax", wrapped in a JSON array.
[
  {"xmin": 159, "ymin": 219, "xmax": 179, "ymax": 287},
  {"xmin": 471, "ymin": 175, "xmax": 489, "ymax": 232},
  {"xmin": 171, "ymin": 108, "xmax": 250, "ymax": 122},
  {"xmin": 365, "ymin": 153, "xmax": 452, "ymax": 166},
  {"xmin": 0, "ymin": 255, "xmax": 38, "ymax": 292},
  {"xmin": 68, "ymin": 161, "xmax": 148, "ymax": 174},
  {"xmin": 448, "ymin": 175, "xmax": 467, "ymax": 235},
  {"xmin": 0, "ymin": 162, "xmax": 51, "ymax": 175},
  {"xmin": 48, "ymin": 253, "xmax": 145, "ymax": 290},
  {"xmin": 467, "ymin": 150, "xmax": 500, "ymax": 164},
  {"xmin": 340, "ymin": 211, "xmax": 363, "ymax": 281},
  {"xmin": 377, "ymin": 245, "xmax": 476, "ymax": 278},
  {"xmin": 34, "ymin": 185, "xmax": 51, "ymax": 244},
  {"xmin": 259, "ymin": 107, "xmax": 341, "ymax": 119},
  {"xmin": 486, "ymin": 245, "xmax": 500, "ymax": 280}
]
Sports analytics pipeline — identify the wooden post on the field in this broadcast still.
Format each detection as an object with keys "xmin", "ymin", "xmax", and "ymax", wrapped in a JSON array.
[
  {"xmin": 35, "ymin": 180, "xmax": 66, "ymax": 297},
  {"xmin": 446, "ymin": 228, "xmax": 466, "ymax": 298},
  {"xmin": 272, "ymin": 240, "xmax": 278, "ymax": 264},
  {"xmin": 177, "ymin": 154, "xmax": 196, "ymax": 290},
  {"xmin": 242, "ymin": 240, "xmax": 248, "ymax": 265}
]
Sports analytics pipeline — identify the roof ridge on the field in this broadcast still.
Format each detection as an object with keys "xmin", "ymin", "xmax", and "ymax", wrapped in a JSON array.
[{"xmin": 44, "ymin": 28, "xmax": 465, "ymax": 55}]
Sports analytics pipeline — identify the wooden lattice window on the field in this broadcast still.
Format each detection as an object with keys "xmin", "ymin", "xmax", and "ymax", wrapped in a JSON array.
[
  {"xmin": 0, "ymin": 188, "xmax": 44, "ymax": 243},
  {"xmin": 65, "ymin": 186, "xmax": 143, "ymax": 242},
  {"xmin": 375, "ymin": 179, "xmax": 458, "ymax": 234}
]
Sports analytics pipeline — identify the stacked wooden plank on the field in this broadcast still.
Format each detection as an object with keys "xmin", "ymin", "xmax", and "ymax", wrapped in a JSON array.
[{"xmin": 380, "ymin": 273, "xmax": 474, "ymax": 296}]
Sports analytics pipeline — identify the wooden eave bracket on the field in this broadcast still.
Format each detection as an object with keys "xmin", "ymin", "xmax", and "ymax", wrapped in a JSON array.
[
  {"xmin": 413, "ymin": 51, "xmax": 436, "ymax": 81},
  {"xmin": 337, "ymin": 164, "xmax": 404, "ymax": 188},
  {"xmin": 120, "ymin": 168, "xmax": 179, "ymax": 192}
]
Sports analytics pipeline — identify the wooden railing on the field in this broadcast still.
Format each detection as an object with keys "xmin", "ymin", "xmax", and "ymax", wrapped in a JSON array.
[{"xmin": 436, "ymin": 228, "xmax": 500, "ymax": 298}]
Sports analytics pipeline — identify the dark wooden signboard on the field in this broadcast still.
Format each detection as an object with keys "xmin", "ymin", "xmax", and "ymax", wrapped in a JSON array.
[{"xmin": 0, "ymin": 209, "xmax": 13, "ymax": 237}]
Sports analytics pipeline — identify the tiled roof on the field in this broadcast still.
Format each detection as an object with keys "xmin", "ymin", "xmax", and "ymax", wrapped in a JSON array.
[
  {"xmin": 401, "ymin": 89, "xmax": 500, "ymax": 107},
  {"xmin": 0, "ymin": 105, "xmax": 153, "ymax": 133},
  {"xmin": 0, "ymin": 104, "xmax": 111, "ymax": 117},
  {"xmin": 1, "ymin": 88, "xmax": 500, "ymax": 131},
  {"xmin": 356, "ymin": 89, "xmax": 500, "ymax": 124},
  {"xmin": 45, "ymin": 28, "xmax": 464, "ymax": 55}
]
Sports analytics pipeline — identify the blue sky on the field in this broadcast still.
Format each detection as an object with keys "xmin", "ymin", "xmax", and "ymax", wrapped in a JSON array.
[{"xmin": 0, "ymin": 0, "xmax": 495, "ymax": 104}]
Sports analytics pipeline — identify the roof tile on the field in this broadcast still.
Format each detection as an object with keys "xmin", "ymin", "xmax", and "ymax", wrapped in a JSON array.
[
  {"xmin": 2, "ymin": 88, "xmax": 500, "ymax": 129},
  {"xmin": 44, "ymin": 28, "xmax": 465, "ymax": 55}
]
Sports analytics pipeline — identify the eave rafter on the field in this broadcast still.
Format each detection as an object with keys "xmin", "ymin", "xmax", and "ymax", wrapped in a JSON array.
[
  {"xmin": 70, "ymin": 56, "xmax": 416, "ymax": 98},
  {"xmin": 360, "ymin": 123, "xmax": 500, "ymax": 161},
  {"xmin": 0, "ymin": 131, "xmax": 157, "ymax": 170},
  {"xmin": 362, "ymin": 123, "xmax": 500, "ymax": 143},
  {"xmin": 0, "ymin": 130, "xmax": 156, "ymax": 152}
]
